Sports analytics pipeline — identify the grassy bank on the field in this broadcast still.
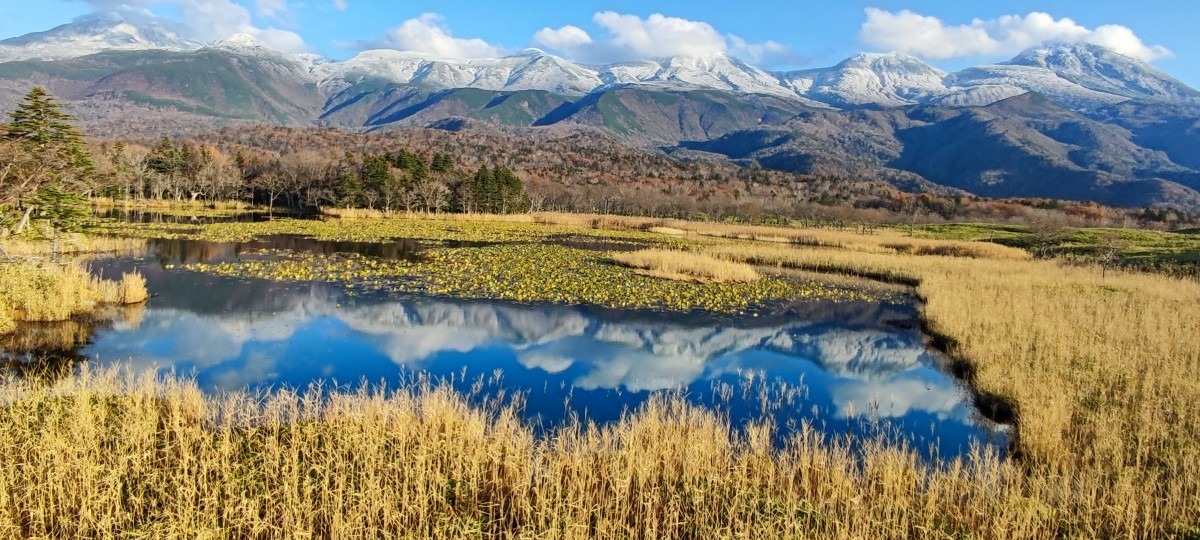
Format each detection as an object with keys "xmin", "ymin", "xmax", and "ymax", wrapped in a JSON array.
[
  {"xmin": 612, "ymin": 249, "xmax": 760, "ymax": 283},
  {"xmin": 705, "ymin": 243, "xmax": 1200, "ymax": 537},
  {"xmin": 0, "ymin": 368, "xmax": 1032, "ymax": 539},
  {"xmin": 0, "ymin": 236, "xmax": 148, "ymax": 334},
  {"xmin": 90, "ymin": 197, "xmax": 257, "ymax": 212},
  {"xmin": 4, "ymin": 212, "xmax": 1198, "ymax": 537}
]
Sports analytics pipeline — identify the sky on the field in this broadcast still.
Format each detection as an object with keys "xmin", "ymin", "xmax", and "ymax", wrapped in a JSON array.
[{"xmin": 2, "ymin": 0, "xmax": 1199, "ymax": 86}]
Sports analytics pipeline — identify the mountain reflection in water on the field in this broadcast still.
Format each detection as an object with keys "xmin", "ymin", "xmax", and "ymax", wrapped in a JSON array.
[{"xmin": 3, "ymin": 238, "xmax": 1007, "ymax": 459}]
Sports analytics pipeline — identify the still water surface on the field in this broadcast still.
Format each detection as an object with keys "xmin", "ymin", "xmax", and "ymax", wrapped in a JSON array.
[{"xmin": 6, "ymin": 236, "xmax": 1008, "ymax": 458}]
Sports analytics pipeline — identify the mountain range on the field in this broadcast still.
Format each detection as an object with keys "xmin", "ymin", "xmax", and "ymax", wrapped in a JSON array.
[{"xmin": 2, "ymin": 16, "xmax": 1200, "ymax": 209}]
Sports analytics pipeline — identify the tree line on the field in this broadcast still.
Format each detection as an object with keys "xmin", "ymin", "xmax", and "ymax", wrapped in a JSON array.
[
  {"xmin": 101, "ymin": 135, "xmax": 529, "ymax": 215},
  {"xmin": 3, "ymin": 87, "xmax": 1199, "ymax": 234},
  {"xmin": 1, "ymin": 87, "xmax": 530, "ymax": 231}
]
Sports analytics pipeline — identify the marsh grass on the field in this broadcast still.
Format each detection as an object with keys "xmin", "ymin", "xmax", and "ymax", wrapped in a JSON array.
[
  {"xmin": 705, "ymin": 242, "xmax": 1200, "ymax": 537},
  {"xmin": 0, "ymin": 235, "xmax": 145, "ymax": 258},
  {"xmin": 118, "ymin": 271, "xmax": 148, "ymax": 304},
  {"xmin": 612, "ymin": 249, "xmax": 760, "ymax": 283},
  {"xmin": 14, "ymin": 213, "xmax": 1199, "ymax": 537},
  {"xmin": 0, "ymin": 261, "xmax": 142, "ymax": 324},
  {"xmin": 0, "ymin": 367, "xmax": 1054, "ymax": 539},
  {"xmin": 91, "ymin": 197, "xmax": 256, "ymax": 211},
  {"xmin": 0, "ymin": 236, "xmax": 149, "ymax": 333}
]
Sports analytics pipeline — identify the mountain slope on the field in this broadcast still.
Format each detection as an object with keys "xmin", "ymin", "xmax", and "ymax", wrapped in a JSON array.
[
  {"xmin": 1008, "ymin": 43, "xmax": 1200, "ymax": 104},
  {"xmin": 3, "ymin": 18, "xmax": 1199, "ymax": 111},
  {"xmin": 3, "ymin": 18, "xmax": 1200, "ymax": 208},
  {"xmin": 534, "ymin": 87, "xmax": 808, "ymax": 141},
  {"xmin": 675, "ymin": 94, "xmax": 1200, "ymax": 208}
]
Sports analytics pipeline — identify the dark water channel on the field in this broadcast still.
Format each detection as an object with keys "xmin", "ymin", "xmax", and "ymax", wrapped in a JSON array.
[{"xmin": 3, "ymin": 235, "xmax": 1009, "ymax": 459}]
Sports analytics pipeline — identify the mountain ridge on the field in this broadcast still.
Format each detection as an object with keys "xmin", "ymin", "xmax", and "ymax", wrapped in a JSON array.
[
  {"xmin": 2, "ymin": 17, "xmax": 1197, "ymax": 111},
  {"xmin": 3, "ymin": 17, "xmax": 1200, "ymax": 210}
]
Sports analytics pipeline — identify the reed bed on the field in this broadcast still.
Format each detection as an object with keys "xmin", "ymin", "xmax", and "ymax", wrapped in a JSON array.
[
  {"xmin": 4, "ymin": 213, "xmax": 1198, "ymax": 536},
  {"xmin": 90, "ymin": 197, "xmax": 256, "ymax": 211},
  {"xmin": 706, "ymin": 242, "xmax": 1200, "ymax": 537},
  {"xmin": 0, "ymin": 235, "xmax": 145, "ymax": 258},
  {"xmin": 0, "ymin": 367, "xmax": 1064, "ymax": 539},
  {"xmin": 0, "ymin": 261, "xmax": 148, "ymax": 334},
  {"xmin": 333, "ymin": 211, "xmax": 1031, "ymax": 260},
  {"xmin": 612, "ymin": 249, "xmax": 760, "ymax": 283}
]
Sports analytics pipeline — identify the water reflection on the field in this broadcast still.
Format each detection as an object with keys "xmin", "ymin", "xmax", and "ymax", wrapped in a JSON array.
[
  {"xmin": 72, "ymin": 271, "xmax": 1001, "ymax": 457},
  {"xmin": 4, "ymin": 236, "xmax": 1007, "ymax": 459},
  {"xmin": 94, "ymin": 208, "xmax": 277, "ymax": 224}
]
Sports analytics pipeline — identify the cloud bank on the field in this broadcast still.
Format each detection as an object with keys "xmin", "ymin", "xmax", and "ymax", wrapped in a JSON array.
[
  {"xmin": 75, "ymin": 0, "xmax": 310, "ymax": 52},
  {"xmin": 532, "ymin": 12, "xmax": 799, "ymax": 66},
  {"xmin": 860, "ymin": 8, "xmax": 1171, "ymax": 62},
  {"xmin": 363, "ymin": 13, "xmax": 500, "ymax": 58}
]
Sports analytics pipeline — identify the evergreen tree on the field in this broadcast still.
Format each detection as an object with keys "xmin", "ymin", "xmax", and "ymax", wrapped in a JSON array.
[
  {"xmin": 3, "ymin": 87, "xmax": 96, "ymax": 231},
  {"xmin": 360, "ymin": 155, "xmax": 391, "ymax": 208},
  {"xmin": 337, "ymin": 169, "xmax": 364, "ymax": 207},
  {"xmin": 5, "ymin": 87, "xmax": 95, "ymax": 185},
  {"xmin": 469, "ymin": 165, "xmax": 493, "ymax": 213},
  {"xmin": 30, "ymin": 184, "xmax": 89, "ymax": 231},
  {"xmin": 6, "ymin": 87, "xmax": 84, "ymax": 151},
  {"xmin": 431, "ymin": 152, "xmax": 454, "ymax": 173}
]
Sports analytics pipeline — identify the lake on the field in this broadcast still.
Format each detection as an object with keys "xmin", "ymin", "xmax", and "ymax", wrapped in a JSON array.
[{"xmin": 2, "ymin": 234, "xmax": 1009, "ymax": 459}]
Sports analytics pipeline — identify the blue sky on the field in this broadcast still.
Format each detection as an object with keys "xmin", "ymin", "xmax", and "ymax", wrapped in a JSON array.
[{"xmin": 4, "ymin": 0, "xmax": 1199, "ymax": 85}]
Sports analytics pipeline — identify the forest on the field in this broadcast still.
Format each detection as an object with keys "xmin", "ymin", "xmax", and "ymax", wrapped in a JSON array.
[{"xmin": 3, "ymin": 87, "xmax": 1200, "ymax": 233}]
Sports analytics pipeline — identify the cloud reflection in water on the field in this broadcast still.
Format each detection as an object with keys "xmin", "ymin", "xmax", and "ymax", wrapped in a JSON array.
[{"xmin": 83, "ymin": 284, "xmax": 1000, "ymax": 457}]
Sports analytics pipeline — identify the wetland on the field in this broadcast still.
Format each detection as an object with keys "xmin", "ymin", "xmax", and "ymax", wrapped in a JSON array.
[{"xmin": 4, "ymin": 213, "xmax": 1006, "ymax": 459}]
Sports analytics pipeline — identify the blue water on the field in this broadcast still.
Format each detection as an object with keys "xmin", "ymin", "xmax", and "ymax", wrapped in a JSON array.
[{"xmin": 10, "ymin": 237, "xmax": 1008, "ymax": 459}]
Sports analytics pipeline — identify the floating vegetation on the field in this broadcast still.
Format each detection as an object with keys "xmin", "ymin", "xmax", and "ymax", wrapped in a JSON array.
[
  {"xmin": 88, "ymin": 217, "xmax": 695, "ymax": 247},
  {"xmin": 176, "ymin": 244, "xmax": 878, "ymax": 313}
]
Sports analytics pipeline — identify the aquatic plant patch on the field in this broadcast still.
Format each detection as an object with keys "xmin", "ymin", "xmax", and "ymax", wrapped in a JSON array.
[{"xmin": 175, "ymin": 244, "xmax": 879, "ymax": 313}]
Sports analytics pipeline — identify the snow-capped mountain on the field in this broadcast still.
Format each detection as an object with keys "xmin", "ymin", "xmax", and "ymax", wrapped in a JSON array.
[
  {"xmin": 780, "ymin": 52, "xmax": 949, "ymax": 107},
  {"xmin": 1, "ymin": 17, "xmax": 1197, "ymax": 112},
  {"xmin": 599, "ymin": 53, "xmax": 804, "ymax": 101},
  {"xmin": 311, "ymin": 42, "xmax": 1200, "ymax": 110},
  {"xmin": 3, "ymin": 18, "xmax": 1200, "ymax": 210},
  {"xmin": 1006, "ymin": 43, "xmax": 1200, "ymax": 105},
  {"xmin": 0, "ymin": 15, "xmax": 201, "ymax": 62},
  {"xmin": 317, "ymin": 48, "xmax": 603, "ymax": 96}
]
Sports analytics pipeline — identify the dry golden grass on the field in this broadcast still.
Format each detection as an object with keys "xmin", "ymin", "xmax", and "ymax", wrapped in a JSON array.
[
  {"xmin": 343, "ymin": 211, "xmax": 1030, "ymax": 260},
  {"xmin": 118, "ymin": 271, "xmax": 148, "ymax": 304},
  {"xmin": 90, "ymin": 197, "xmax": 255, "ymax": 211},
  {"xmin": 320, "ymin": 207, "xmax": 397, "ymax": 219},
  {"xmin": 0, "ymin": 261, "xmax": 148, "ymax": 333},
  {"xmin": 612, "ymin": 248, "xmax": 760, "ymax": 283},
  {"xmin": 0, "ymin": 235, "xmax": 145, "ymax": 258},
  {"xmin": 2, "ymin": 215, "xmax": 1197, "ymax": 537},
  {"xmin": 0, "ymin": 367, "xmax": 1067, "ymax": 539},
  {"xmin": 706, "ymin": 242, "xmax": 1200, "ymax": 537}
]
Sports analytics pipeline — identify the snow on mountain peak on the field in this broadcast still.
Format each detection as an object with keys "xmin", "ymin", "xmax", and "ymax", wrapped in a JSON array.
[
  {"xmin": 214, "ymin": 33, "xmax": 268, "ymax": 50},
  {"xmin": 1, "ymin": 15, "xmax": 1197, "ymax": 111},
  {"xmin": 780, "ymin": 51, "xmax": 948, "ymax": 107},
  {"xmin": 1003, "ymin": 42, "xmax": 1200, "ymax": 105},
  {"xmin": 0, "ymin": 15, "xmax": 201, "ymax": 62}
]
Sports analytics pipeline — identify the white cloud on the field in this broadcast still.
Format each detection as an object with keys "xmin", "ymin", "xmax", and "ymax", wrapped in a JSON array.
[
  {"xmin": 75, "ymin": 0, "xmax": 310, "ymax": 52},
  {"xmin": 255, "ymin": 0, "xmax": 287, "ymax": 18},
  {"xmin": 593, "ymin": 11, "xmax": 726, "ymax": 58},
  {"xmin": 78, "ymin": 0, "xmax": 157, "ymax": 9},
  {"xmin": 366, "ymin": 13, "xmax": 500, "ymax": 58},
  {"xmin": 728, "ymin": 34, "xmax": 802, "ymax": 66},
  {"xmin": 176, "ymin": 0, "xmax": 308, "ymax": 52},
  {"xmin": 533, "ymin": 25, "xmax": 591, "ymax": 51},
  {"xmin": 532, "ymin": 12, "xmax": 797, "ymax": 67},
  {"xmin": 860, "ymin": 8, "xmax": 1171, "ymax": 62},
  {"xmin": 331, "ymin": 0, "xmax": 346, "ymax": 11}
]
